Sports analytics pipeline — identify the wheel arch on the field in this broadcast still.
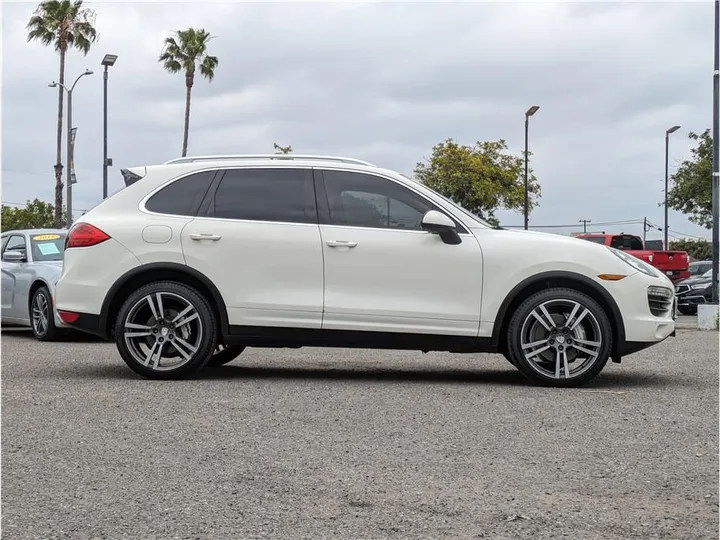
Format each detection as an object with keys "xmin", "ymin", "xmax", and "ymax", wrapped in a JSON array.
[
  {"xmin": 491, "ymin": 271, "xmax": 625, "ymax": 357},
  {"xmin": 28, "ymin": 279, "xmax": 53, "ymax": 314},
  {"xmin": 100, "ymin": 263, "xmax": 230, "ymax": 340}
]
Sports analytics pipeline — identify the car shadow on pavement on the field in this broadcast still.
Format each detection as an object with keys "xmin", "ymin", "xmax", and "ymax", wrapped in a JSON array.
[
  {"xmin": 59, "ymin": 362, "xmax": 683, "ymax": 389},
  {"xmin": 193, "ymin": 364, "xmax": 680, "ymax": 390}
]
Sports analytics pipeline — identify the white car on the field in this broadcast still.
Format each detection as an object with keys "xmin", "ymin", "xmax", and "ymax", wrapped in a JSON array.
[{"xmin": 54, "ymin": 154, "xmax": 676, "ymax": 386}]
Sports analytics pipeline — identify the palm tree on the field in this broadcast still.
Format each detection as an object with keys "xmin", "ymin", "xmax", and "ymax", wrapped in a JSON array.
[
  {"xmin": 26, "ymin": 0, "xmax": 97, "ymax": 228},
  {"xmin": 159, "ymin": 28, "xmax": 219, "ymax": 157}
]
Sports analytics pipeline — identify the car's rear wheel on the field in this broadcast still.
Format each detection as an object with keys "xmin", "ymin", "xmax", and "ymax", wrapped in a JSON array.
[
  {"xmin": 507, "ymin": 288, "xmax": 612, "ymax": 387},
  {"xmin": 207, "ymin": 344, "xmax": 246, "ymax": 367},
  {"xmin": 31, "ymin": 286, "xmax": 61, "ymax": 341},
  {"xmin": 114, "ymin": 281, "xmax": 218, "ymax": 380}
]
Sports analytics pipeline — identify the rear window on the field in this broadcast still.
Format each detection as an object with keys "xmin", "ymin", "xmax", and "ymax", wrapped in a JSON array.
[
  {"xmin": 581, "ymin": 236, "xmax": 606, "ymax": 245},
  {"xmin": 609, "ymin": 235, "xmax": 643, "ymax": 251},
  {"xmin": 30, "ymin": 233, "xmax": 67, "ymax": 262}
]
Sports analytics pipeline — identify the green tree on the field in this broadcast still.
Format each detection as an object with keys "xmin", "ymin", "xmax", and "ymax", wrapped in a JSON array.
[
  {"xmin": 26, "ymin": 0, "xmax": 98, "ymax": 228},
  {"xmin": 413, "ymin": 138, "xmax": 541, "ymax": 226},
  {"xmin": 273, "ymin": 143, "xmax": 293, "ymax": 154},
  {"xmin": 669, "ymin": 238, "xmax": 712, "ymax": 261},
  {"xmin": 668, "ymin": 129, "xmax": 712, "ymax": 229},
  {"xmin": 159, "ymin": 28, "xmax": 219, "ymax": 157},
  {"xmin": 1, "ymin": 199, "xmax": 65, "ymax": 231}
]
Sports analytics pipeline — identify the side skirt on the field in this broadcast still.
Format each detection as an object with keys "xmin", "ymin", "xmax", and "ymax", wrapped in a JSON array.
[{"xmin": 224, "ymin": 325, "xmax": 496, "ymax": 354}]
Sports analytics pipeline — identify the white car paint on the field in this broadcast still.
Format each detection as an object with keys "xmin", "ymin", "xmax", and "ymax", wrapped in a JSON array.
[{"xmin": 54, "ymin": 154, "xmax": 676, "ymax": 382}]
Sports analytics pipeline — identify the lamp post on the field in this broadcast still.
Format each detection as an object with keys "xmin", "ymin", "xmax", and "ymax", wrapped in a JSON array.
[
  {"xmin": 711, "ymin": 0, "xmax": 719, "ymax": 304},
  {"xmin": 49, "ymin": 68, "xmax": 93, "ymax": 228},
  {"xmin": 101, "ymin": 54, "xmax": 118, "ymax": 200},
  {"xmin": 664, "ymin": 125, "xmax": 681, "ymax": 250},
  {"xmin": 524, "ymin": 105, "xmax": 540, "ymax": 230}
]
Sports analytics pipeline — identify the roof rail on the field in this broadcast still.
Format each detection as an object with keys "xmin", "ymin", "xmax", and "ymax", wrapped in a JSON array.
[{"xmin": 163, "ymin": 154, "xmax": 376, "ymax": 167}]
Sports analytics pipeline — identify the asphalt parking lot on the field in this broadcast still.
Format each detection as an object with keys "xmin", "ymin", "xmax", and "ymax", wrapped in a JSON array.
[{"xmin": 2, "ymin": 327, "xmax": 718, "ymax": 540}]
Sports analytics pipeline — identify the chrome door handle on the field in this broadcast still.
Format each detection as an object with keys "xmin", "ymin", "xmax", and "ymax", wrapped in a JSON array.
[
  {"xmin": 190, "ymin": 233, "xmax": 222, "ymax": 241},
  {"xmin": 326, "ymin": 240, "xmax": 358, "ymax": 248}
]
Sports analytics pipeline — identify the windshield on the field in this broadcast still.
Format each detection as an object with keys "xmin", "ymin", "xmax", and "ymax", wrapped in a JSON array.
[
  {"xmin": 702, "ymin": 269, "xmax": 714, "ymax": 278},
  {"xmin": 397, "ymin": 172, "xmax": 493, "ymax": 228},
  {"xmin": 30, "ymin": 233, "xmax": 66, "ymax": 262},
  {"xmin": 400, "ymin": 173, "xmax": 494, "ymax": 229}
]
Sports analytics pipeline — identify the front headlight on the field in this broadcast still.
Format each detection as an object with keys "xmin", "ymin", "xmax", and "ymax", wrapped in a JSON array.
[
  {"xmin": 691, "ymin": 283, "xmax": 708, "ymax": 290},
  {"xmin": 608, "ymin": 247, "xmax": 660, "ymax": 277}
]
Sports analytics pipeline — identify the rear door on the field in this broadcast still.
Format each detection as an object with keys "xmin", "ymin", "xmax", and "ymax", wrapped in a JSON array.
[{"xmin": 181, "ymin": 166, "xmax": 324, "ymax": 330}]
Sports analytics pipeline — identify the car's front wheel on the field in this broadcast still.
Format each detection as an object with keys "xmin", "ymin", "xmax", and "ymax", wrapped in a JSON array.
[
  {"xmin": 677, "ymin": 305, "xmax": 697, "ymax": 316},
  {"xmin": 507, "ymin": 288, "xmax": 612, "ymax": 387},
  {"xmin": 114, "ymin": 281, "xmax": 218, "ymax": 380}
]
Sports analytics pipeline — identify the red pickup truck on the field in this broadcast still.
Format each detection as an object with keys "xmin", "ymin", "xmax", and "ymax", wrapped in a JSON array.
[{"xmin": 575, "ymin": 233, "xmax": 690, "ymax": 282}]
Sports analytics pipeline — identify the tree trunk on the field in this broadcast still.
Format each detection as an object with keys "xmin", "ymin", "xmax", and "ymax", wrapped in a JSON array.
[
  {"xmin": 54, "ymin": 45, "xmax": 67, "ymax": 228},
  {"xmin": 182, "ymin": 73, "xmax": 194, "ymax": 157}
]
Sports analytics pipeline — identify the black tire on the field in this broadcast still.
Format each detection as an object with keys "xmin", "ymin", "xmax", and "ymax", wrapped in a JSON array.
[
  {"xmin": 207, "ymin": 345, "xmax": 246, "ymax": 367},
  {"xmin": 677, "ymin": 306, "xmax": 696, "ymax": 316},
  {"xmin": 30, "ymin": 286, "xmax": 62, "ymax": 341},
  {"xmin": 114, "ymin": 281, "xmax": 218, "ymax": 380},
  {"xmin": 506, "ymin": 287, "xmax": 613, "ymax": 387}
]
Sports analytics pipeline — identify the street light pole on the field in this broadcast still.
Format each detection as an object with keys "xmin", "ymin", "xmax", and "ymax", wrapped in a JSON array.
[
  {"xmin": 524, "ymin": 105, "xmax": 540, "ymax": 230},
  {"xmin": 49, "ymin": 69, "xmax": 93, "ymax": 228},
  {"xmin": 664, "ymin": 125, "xmax": 681, "ymax": 250},
  {"xmin": 101, "ymin": 54, "xmax": 118, "ymax": 200},
  {"xmin": 711, "ymin": 0, "xmax": 719, "ymax": 304}
]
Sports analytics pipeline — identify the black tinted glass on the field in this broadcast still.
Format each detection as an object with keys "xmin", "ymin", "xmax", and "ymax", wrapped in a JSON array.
[
  {"xmin": 610, "ymin": 235, "xmax": 643, "ymax": 250},
  {"xmin": 211, "ymin": 168, "xmax": 315, "ymax": 223},
  {"xmin": 322, "ymin": 171, "xmax": 434, "ymax": 230},
  {"xmin": 145, "ymin": 171, "xmax": 215, "ymax": 216}
]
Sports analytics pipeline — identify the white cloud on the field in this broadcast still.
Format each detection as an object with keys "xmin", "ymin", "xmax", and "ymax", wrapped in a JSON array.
[{"xmin": 1, "ymin": 0, "xmax": 714, "ymax": 240}]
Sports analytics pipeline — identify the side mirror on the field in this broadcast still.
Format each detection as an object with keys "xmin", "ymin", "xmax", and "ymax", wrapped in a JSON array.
[
  {"xmin": 421, "ymin": 210, "xmax": 461, "ymax": 245},
  {"xmin": 2, "ymin": 250, "xmax": 26, "ymax": 263}
]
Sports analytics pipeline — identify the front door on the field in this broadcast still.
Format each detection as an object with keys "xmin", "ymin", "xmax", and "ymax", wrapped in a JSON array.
[
  {"xmin": 315, "ymin": 169, "xmax": 484, "ymax": 336},
  {"xmin": 181, "ymin": 166, "xmax": 324, "ymax": 330}
]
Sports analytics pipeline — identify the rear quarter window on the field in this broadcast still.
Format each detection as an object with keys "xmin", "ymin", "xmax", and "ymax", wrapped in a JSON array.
[{"xmin": 144, "ymin": 171, "xmax": 215, "ymax": 216}]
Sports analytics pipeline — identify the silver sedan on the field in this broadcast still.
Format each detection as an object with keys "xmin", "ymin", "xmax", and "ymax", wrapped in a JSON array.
[{"xmin": 1, "ymin": 228, "xmax": 69, "ymax": 340}]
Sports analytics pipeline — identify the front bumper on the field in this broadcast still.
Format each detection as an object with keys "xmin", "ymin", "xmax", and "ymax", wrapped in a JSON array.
[{"xmin": 604, "ymin": 272, "xmax": 675, "ymax": 351}]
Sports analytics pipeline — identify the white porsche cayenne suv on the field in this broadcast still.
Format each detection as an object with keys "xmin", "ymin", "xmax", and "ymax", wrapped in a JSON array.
[{"xmin": 54, "ymin": 154, "xmax": 676, "ymax": 386}]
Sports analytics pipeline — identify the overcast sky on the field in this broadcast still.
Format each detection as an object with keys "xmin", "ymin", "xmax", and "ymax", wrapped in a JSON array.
[{"xmin": 1, "ymin": 0, "xmax": 715, "ymax": 240}]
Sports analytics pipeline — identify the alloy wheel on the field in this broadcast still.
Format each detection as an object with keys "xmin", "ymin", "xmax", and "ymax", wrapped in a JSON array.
[
  {"xmin": 519, "ymin": 298, "xmax": 603, "ymax": 381},
  {"xmin": 122, "ymin": 291, "xmax": 204, "ymax": 372},
  {"xmin": 32, "ymin": 292, "xmax": 49, "ymax": 337}
]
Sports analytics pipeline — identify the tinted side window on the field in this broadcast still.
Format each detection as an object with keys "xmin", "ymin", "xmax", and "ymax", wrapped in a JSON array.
[
  {"xmin": 145, "ymin": 171, "xmax": 215, "ymax": 216},
  {"xmin": 5, "ymin": 235, "xmax": 27, "ymax": 254},
  {"xmin": 209, "ymin": 168, "xmax": 315, "ymax": 224},
  {"xmin": 322, "ymin": 171, "xmax": 435, "ymax": 230},
  {"xmin": 1, "ymin": 236, "xmax": 8, "ymax": 252}
]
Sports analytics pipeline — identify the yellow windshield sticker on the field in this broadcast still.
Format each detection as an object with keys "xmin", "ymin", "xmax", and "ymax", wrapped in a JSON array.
[{"xmin": 32, "ymin": 234, "xmax": 60, "ymax": 241}]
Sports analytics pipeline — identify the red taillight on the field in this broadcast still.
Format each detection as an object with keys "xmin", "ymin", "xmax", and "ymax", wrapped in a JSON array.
[
  {"xmin": 58, "ymin": 310, "xmax": 80, "ymax": 323},
  {"xmin": 66, "ymin": 223, "xmax": 110, "ymax": 248}
]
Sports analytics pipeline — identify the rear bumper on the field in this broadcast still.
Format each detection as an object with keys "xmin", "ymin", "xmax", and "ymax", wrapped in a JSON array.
[{"xmin": 61, "ymin": 312, "xmax": 110, "ymax": 341}]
